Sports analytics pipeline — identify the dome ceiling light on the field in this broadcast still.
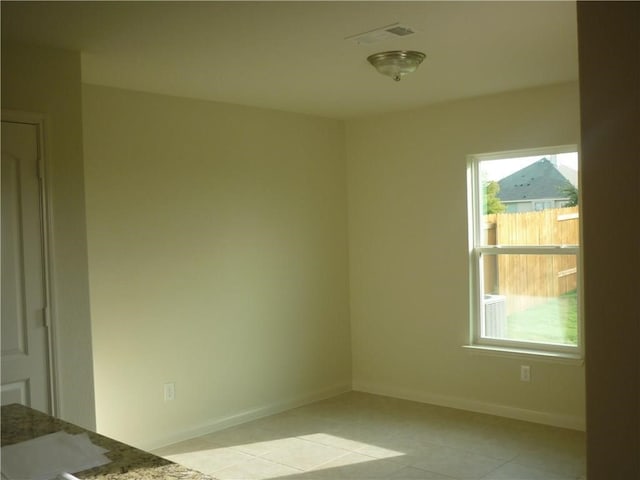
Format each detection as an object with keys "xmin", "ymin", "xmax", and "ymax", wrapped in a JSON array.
[{"xmin": 367, "ymin": 50, "xmax": 426, "ymax": 82}]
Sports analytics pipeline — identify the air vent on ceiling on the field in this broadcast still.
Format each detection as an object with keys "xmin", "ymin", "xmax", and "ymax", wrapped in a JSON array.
[{"xmin": 346, "ymin": 23, "xmax": 417, "ymax": 45}]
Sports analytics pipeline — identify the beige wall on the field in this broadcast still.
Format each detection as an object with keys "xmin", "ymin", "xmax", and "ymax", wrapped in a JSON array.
[
  {"xmin": 3, "ymin": 42, "xmax": 588, "ymax": 449},
  {"xmin": 1, "ymin": 43, "xmax": 96, "ymax": 429},
  {"xmin": 578, "ymin": 2, "xmax": 640, "ymax": 477},
  {"xmin": 346, "ymin": 82, "xmax": 585, "ymax": 428},
  {"xmin": 81, "ymin": 85, "xmax": 351, "ymax": 448}
]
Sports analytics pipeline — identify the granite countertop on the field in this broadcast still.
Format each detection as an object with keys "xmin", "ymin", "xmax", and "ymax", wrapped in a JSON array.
[{"xmin": 1, "ymin": 404, "xmax": 216, "ymax": 480}]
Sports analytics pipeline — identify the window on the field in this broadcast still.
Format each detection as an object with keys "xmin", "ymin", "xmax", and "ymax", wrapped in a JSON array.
[{"xmin": 467, "ymin": 146, "xmax": 582, "ymax": 357}]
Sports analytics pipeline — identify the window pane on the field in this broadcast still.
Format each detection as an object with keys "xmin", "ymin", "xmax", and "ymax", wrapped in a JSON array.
[
  {"xmin": 479, "ymin": 154, "xmax": 579, "ymax": 246},
  {"xmin": 481, "ymin": 254, "xmax": 578, "ymax": 346}
]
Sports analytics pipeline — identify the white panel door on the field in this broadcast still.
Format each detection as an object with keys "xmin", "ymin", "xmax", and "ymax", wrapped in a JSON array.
[{"xmin": 1, "ymin": 120, "xmax": 51, "ymax": 412}]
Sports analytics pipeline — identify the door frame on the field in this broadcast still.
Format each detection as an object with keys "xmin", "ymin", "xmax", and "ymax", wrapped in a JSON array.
[{"xmin": 2, "ymin": 109, "xmax": 58, "ymax": 415}]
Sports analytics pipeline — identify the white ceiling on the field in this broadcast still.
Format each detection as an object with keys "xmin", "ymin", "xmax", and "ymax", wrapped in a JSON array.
[{"xmin": 1, "ymin": 1, "xmax": 579, "ymax": 119}]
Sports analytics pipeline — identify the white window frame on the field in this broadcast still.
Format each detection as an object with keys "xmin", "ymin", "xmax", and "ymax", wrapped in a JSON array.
[{"xmin": 466, "ymin": 145, "xmax": 583, "ymax": 359}]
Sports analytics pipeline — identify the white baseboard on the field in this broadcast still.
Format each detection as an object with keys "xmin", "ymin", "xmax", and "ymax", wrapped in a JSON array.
[
  {"xmin": 352, "ymin": 381, "xmax": 586, "ymax": 432},
  {"xmin": 143, "ymin": 383, "xmax": 351, "ymax": 452},
  {"xmin": 143, "ymin": 380, "xmax": 584, "ymax": 451}
]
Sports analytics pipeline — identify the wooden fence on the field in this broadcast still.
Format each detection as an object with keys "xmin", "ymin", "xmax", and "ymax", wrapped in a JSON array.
[{"xmin": 483, "ymin": 206, "xmax": 579, "ymax": 314}]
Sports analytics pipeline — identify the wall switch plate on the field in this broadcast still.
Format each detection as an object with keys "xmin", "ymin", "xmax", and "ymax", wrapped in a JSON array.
[
  {"xmin": 520, "ymin": 365, "xmax": 531, "ymax": 382},
  {"xmin": 164, "ymin": 382, "xmax": 175, "ymax": 401}
]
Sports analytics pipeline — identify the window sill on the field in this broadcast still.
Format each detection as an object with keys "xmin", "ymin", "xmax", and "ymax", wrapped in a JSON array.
[{"xmin": 462, "ymin": 344, "xmax": 584, "ymax": 365}]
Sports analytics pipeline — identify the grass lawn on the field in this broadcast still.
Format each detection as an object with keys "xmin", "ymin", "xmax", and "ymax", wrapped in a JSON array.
[{"xmin": 506, "ymin": 290, "xmax": 578, "ymax": 345}]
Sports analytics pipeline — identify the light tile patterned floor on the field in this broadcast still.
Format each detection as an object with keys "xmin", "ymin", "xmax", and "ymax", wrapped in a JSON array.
[{"xmin": 152, "ymin": 392, "xmax": 586, "ymax": 480}]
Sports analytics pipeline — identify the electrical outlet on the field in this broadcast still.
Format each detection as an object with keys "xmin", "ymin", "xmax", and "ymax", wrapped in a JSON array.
[
  {"xmin": 164, "ymin": 382, "xmax": 175, "ymax": 401},
  {"xmin": 520, "ymin": 365, "xmax": 531, "ymax": 382}
]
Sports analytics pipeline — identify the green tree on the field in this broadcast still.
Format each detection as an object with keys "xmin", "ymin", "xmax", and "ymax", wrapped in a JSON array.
[
  {"xmin": 560, "ymin": 183, "xmax": 579, "ymax": 207},
  {"xmin": 484, "ymin": 181, "xmax": 506, "ymax": 214}
]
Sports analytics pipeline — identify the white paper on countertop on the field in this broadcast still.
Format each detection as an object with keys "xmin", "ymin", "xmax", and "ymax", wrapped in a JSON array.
[
  {"xmin": 54, "ymin": 473, "xmax": 81, "ymax": 480},
  {"xmin": 1, "ymin": 431, "xmax": 111, "ymax": 480}
]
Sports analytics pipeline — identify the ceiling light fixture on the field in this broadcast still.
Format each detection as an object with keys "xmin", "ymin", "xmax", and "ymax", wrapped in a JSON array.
[{"xmin": 367, "ymin": 50, "xmax": 426, "ymax": 82}]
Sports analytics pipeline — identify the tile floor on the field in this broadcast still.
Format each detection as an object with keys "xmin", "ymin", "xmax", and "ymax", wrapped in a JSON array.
[{"xmin": 152, "ymin": 392, "xmax": 586, "ymax": 480}]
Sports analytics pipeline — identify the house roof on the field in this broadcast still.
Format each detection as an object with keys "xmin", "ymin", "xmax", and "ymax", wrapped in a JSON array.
[{"xmin": 497, "ymin": 158, "xmax": 572, "ymax": 202}]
